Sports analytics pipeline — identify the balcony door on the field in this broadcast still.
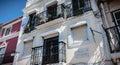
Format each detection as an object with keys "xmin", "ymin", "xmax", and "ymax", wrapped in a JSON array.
[
  {"xmin": 47, "ymin": 3, "xmax": 57, "ymax": 21},
  {"xmin": 42, "ymin": 36, "xmax": 59, "ymax": 65},
  {"xmin": 112, "ymin": 9, "xmax": 120, "ymax": 25},
  {"xmin": 72, "ymin": 0, "xmax": 84, "ymax": 16}
]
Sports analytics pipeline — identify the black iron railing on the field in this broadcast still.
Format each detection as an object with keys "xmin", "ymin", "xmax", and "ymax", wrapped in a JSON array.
[
  {"xmin": 30, "ymin": 41, "xmax": 66, "ymax": 65},
  {"xmin": 104, "ymin": 25, "xmax": 120, "ymax": 53},
  {"xmin": 34, "ymin": 4, "xmax": 64, "ymax": 27},
  {"xmin": 24, "ymin": 1, "xmax": 92, "ymax": 33},
  {"xmin": 0, "ymin": 54, "xmax": 4, "ymax": 65}
]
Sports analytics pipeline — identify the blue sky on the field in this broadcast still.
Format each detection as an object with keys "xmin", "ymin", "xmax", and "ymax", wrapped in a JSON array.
[{"xmin": 0, "ymin": 0, "xmax": 26, "ymax": 24}]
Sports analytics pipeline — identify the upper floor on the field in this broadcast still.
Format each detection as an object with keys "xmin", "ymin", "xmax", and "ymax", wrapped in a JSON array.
[{"xmin": 22, "ymin": 0, "xmax": 99, "ymax": 33}]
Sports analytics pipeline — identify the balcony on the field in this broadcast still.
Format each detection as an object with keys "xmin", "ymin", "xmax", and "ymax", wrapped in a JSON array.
[
  {"xmin": 24, "ymin": 1, "xmax": 92, "ymax": 33},
  {"xmin": 34, "ymin": 2, "xmax": 91, "ymax": 26},
  {"xmin": 34, "ymin": 5, "xmax": 64, "ymax": 26},
  {"xmin": 104, "ymin": 25, "xmax": 120, "ymax": 53},
  {"xmin": 30, "ymin": 41, "xmax": 66, "ymax": 65}
]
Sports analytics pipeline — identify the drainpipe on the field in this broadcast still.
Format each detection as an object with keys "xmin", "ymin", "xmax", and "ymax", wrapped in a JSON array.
[
  {"xmin": 90, "ymin": 0, "xmax": 99, "ymax": 12},
  {"xmin": 100, "ymin": 3, "xmax": 110, "ymax": 28}
]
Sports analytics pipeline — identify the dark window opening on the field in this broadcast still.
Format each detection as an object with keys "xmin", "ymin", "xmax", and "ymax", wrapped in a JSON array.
[
  {"xmin": 29, "ymin": 13, "xmax": 36, "ymax": 30},
  {"xmin": 47, "ymin": 3, "xmax": 57, "ymax": 21},
  {"xmin": 5, "ymin": 27, "xmax": 11, "ymax": 36},
  {"xmin": 42, "ymin": 36, "xmax": 59, "ymax": 65},
  {"xmin": 112, "ymin": 9, "xmax": 120, "ymax": 25},
  {"xmin": 0, "ymin": 47, "xmax": 5, "ymax": 64},
  {"xmin": 72, "ymin": 0, "xmax": 91, "ymax": 16},
  {"xmin": 24, "ymin": 13, "xmax": 36, "ymax": 33},
  {"xmin": 72, "ymin": 0, "xmax": 84, "ymax": 16}
]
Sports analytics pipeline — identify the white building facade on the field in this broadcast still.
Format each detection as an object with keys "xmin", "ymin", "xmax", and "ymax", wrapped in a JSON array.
[
  {"xmin": 13, "ymin": 0, "xmax": 114, "ymax": 65},
  {"xmin": 98, "ymin": 0, "xmax": 120, "ymax": 65}
]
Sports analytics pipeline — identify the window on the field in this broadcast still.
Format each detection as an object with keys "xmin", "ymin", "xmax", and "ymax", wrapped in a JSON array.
[
  {"xmin": 0, "ymin": 47, "xmax": 5, "ymax": 64},
  {"xmin": 112, "ymin": 9, "xmax": 120, "ymax": 25},
  {"xmin": 5, "ymin": 27, "xmax": 11, "ymax": 36},
  {"xmin": 72, "ymin": 0, "xmax": 91, "ymax": 16},
  {"xmin": 47, "ymin": 3, "xmax": 57, "ymax": 21},
  {"xmin": 42, "ymin": 36, "xmax": 59, "ymax": 65},
  {"xmin": 29, "ymin": 13, "xmax": 36, "ymax": 30},
  {"xmin": 71, "ymin": 24, "xmax": 88, "ymax": 43},
  {"xmin": 0, "ymin": 47, "xmax": 5, "ymax": 54},
  {"xmin": 24, "ymin": 13, "xmax": 36, "ymax": 33},
  {"xmin": 23, "ymin": 40, "xmax": 33, "ymax": 56}
]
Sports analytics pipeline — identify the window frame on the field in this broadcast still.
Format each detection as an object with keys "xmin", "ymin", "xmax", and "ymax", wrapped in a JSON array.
[
  {"xmin": 24, "ymin": 12, "xmax": 36, "ymax": 33},
  {"xmin": 42, "ymin": 35, "xmax": 59, "ymax": 64},
  {"xmin": 112, "ymin": 9, "xmax": 120, "ymax": 25},
  {"xmin": 4, "ymin": 27, "xmax": 12, "ymax": 36},
  {"xmin": 0, "ymin": 47, "xmax": 6, "ymax": 64},
  {"xmin": 68, "ymin": 20, "xmax": 92, "ymax": 48},
  {"xmin": 46, "ymin": 2, "xmax": 58, "ymax": 21}
]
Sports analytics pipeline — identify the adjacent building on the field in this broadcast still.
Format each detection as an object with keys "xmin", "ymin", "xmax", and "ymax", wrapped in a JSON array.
[
  {"xmin": 14, "ymin": 0, "xmax": 114, "ymax": 65},
  {"xmin": 0, "ymin": 16, "xmax": 22, "ymax": 65},
  {"xmin": 98, "ymin": 0, "xmax": 120, "ymax": 65}
]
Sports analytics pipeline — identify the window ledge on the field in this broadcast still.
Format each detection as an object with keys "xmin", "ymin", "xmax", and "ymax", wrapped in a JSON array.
[
  {"xmin": 68, "ymin": 40, "xmax": 91, "ymax": 48},
  {"xmin": 36, "ymin": 17, "xmax": 65, "ymax": 30},
  {"xmin": 20, "ymin": 55, "xmax": 31, "ymax": 60}
]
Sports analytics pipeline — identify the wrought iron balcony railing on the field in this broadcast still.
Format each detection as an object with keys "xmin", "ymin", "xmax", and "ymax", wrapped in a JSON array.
[
  {"xmin": 104, "ymin": 25, "xmax": 120, "ymax": 53},
  {"xmin": 24, "ymin": 1, "xmax": 92, "ymax": 33},
  {"xmin": 34, "ymin": 4, "xmax": 64, "ymax": 27},
  {"xmin": 30, "ymin": 41, "xmax": 66, "ymax": 65},
  {"xmin": 30, "ymin": 46, "xmax": 43, "ymax": 65}
]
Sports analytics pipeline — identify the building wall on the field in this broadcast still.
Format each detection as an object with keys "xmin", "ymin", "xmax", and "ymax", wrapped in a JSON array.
[
  {"xmin": 17, "ymin": 14, "xmax": 112, "ymax": 65},
  {"xmin": 98, "ymin": 0, "xmax": 120, "ymax": 65},
  {"xmin": 15, "ymin": 0, "xmax": 114, "ymax": 65}
]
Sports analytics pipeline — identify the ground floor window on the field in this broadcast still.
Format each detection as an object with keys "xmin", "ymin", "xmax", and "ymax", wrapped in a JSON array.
[{"xmin": 42, "ymin": 36, "xmax": 59, "ymax": 65}]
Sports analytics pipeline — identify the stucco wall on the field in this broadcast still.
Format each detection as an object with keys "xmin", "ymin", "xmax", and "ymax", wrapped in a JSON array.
[{"xmin": 16, "ymin": 11, "xmax": 110, "ymax": 65}]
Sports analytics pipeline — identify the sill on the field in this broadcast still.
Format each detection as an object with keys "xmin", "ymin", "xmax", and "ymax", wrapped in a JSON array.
[
  {"xmin": 36, "ymin": 17, "xmax": 65, "ymax": 30},
  {"xmin": 67, "ymin": 11, "xmax": 93, "ymax": 21},
  {"xmin": 68, "ymin": 40, "xmax": 90, "ymax": 48}
]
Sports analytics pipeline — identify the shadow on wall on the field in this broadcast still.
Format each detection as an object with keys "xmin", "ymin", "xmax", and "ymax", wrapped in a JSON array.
[{"xmin": 69, "ymin": 40, "xmax": 105, "ymax": 65}]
